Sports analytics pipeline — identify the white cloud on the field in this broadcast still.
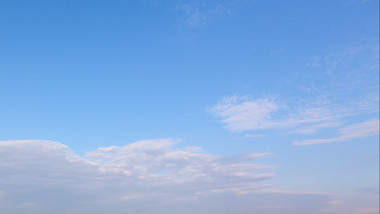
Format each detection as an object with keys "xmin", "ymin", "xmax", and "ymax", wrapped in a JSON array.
[
  {"xmin": 293, "ymin": 119, "xmax": 379, "ymax": 146},
  {"xmin": 211, "ymin": 94, "xmax": 379, "ymax": 148},
  {"xmin": 211, "ymin": 95, "xmax": 356, "ymax": 133},
  {"xmin": 0, "ymin": 139, "xmax": 332, "ymax": 214},
  {"xmin": 86, "ymin": 138, "xmax": 274, "ymax": 185},
  {"xmin": 243, "ymin": 152, "xmax": 272, "ymax": 160},
  {"xmin": 211, "ymin": 95, "xmax": 280, "ymax": 131},
  {"xmin": 211, "ymin": 43, "xmax": 379, "ymax": 145},
  {"xmin": 288, "ymin": 121, "xmax": 343, "ymax": 134}
]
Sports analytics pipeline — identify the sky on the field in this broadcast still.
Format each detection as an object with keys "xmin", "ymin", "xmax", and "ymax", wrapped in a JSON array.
[{"xmin": 0, "ymin": 0, "xmax": 379, "ymax": 213}]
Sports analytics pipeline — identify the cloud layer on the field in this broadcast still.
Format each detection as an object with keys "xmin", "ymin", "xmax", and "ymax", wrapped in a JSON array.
[
  {"xmin": 0, "ymin": 140, "xmax": 332, "ymax": 214},
  {"xmin": 211, "ymin": 95, "xmax": 349, "ymax": 132},
  {"xmin": 211, "ymin": 44, "xmax": 379, "ymax": 146},
  {"xmin": 294, "ymin": 119, "xmax": 379, "ymax": 145},
  {"xmin": 211, "ymin": 95, "xmax": 378, "ymax": 146}
]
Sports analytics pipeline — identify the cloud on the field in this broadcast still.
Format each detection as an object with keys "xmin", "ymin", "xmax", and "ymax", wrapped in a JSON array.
[
  {"xmin": 177, "ymin": 2, "xmax": 208, "ymax": 27},
  {"xmin": 303, "ymin": 44, "xmax": 379, "ymax": 90},
  {"xmin": 287, "ymin": 121, "xmax": 343, "ymax": 134},
  {"xmin": 0, "ymin": 139, "xmax": 332, "ymax": 214},
  {"xmin": 294, "ymin": 119, "xmax": 379, "ymax": 145},
  {"xmin": 211, "ymin": 94, "xmax": 378, "ymax": 147},
  {"xmin": 86, "ymin": 138, "xmax": 275, "ymax": 187},
  {"xmin": 211, "ymin": 43, "xmax": 379, "ymax": 140},
  {"xmin": 358, "ymin": 208, "xmax": 380, "ymax": 214},
  {"xmin": 210, "ymin": 95, "xmax": 364, "ymax": 132},
  {"xmin": 211, "ymin": 95, "xmax": 280, "ymax": 131},
  {"xmin": 176, "ymin": 1, "xmax": 232, "ymax": 28}
]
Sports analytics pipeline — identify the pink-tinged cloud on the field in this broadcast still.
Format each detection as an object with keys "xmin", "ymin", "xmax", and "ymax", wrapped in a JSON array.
[
  {"xmin": 0, "ymin": 139, "xmax": 332, "ymax": 214},
  {"xmin": 358, "ymin": 208, "xmax": 380, "ymax": 213},
  {"xmin": 294, "ymin": 119, "xmax": 379, "ymax": 145}
]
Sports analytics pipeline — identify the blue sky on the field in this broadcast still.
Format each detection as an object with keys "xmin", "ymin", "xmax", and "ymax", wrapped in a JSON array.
[{"xmin": 0, "ymin": 0, "xmax": 379, "ymax": 213}]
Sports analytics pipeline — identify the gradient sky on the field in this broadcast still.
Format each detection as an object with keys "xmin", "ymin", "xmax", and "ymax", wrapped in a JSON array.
[{"xmin": 0, "ymin": 0, "xmax": 379, "ymax": 213}]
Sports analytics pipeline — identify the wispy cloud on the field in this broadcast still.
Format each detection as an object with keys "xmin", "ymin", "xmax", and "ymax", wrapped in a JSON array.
[
  {"xmin": 176, "ymin": 1, "xmax": 233, "ymax": 28},
  {"xmin": 211, "ymin": 94, "xmax": 372, "ymax": 132},
  {"xmin": 177, "ymin": 2, "xmax": 208, "ymax": 28},
  {"xmin": 302, "ymin": 44, "xmax": 379, "ymax": 96},
  {"xmin": 294, "ymin": 119, "xmax": 379, "ymax": 146},
  {"xmin": 0, "ymin": 139, "xmax": 332, "ymax": 214},
  {"xmin": 211, "ymin": 43, "xmax": 379, "ymax": 146},
  {"xmin": 210, "ymin": 95, "xmax": 280, "ymax": 131},
  {"xmin": 288, "ymin": 121, "xmax": 343, "ymax": 135}
]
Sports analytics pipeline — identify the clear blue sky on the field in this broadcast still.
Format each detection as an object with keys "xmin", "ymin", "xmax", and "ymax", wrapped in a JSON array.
[{"xmin": 0, "ymin": 0, "xmax": 378, "ymax": 213}]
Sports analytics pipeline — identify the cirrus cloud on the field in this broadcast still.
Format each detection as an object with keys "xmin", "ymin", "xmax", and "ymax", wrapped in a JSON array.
[{"xmin": 293, "ymin": 119, "xmax": 379, "ymax": 146}]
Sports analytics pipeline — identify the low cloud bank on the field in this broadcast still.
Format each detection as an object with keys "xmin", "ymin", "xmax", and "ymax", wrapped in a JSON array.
[{"xmin": 0, "ymin": 140, "xmax": 331, "ymax": 214}]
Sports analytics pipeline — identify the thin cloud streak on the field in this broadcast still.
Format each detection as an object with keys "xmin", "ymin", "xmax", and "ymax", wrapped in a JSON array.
[
  {"xmin": 293, "ymin": 119, "xmax": 379, "ymax": 146},
  {"xmin": 211, "ymin": 94, "xmax": 371, "ymax": 133}
]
